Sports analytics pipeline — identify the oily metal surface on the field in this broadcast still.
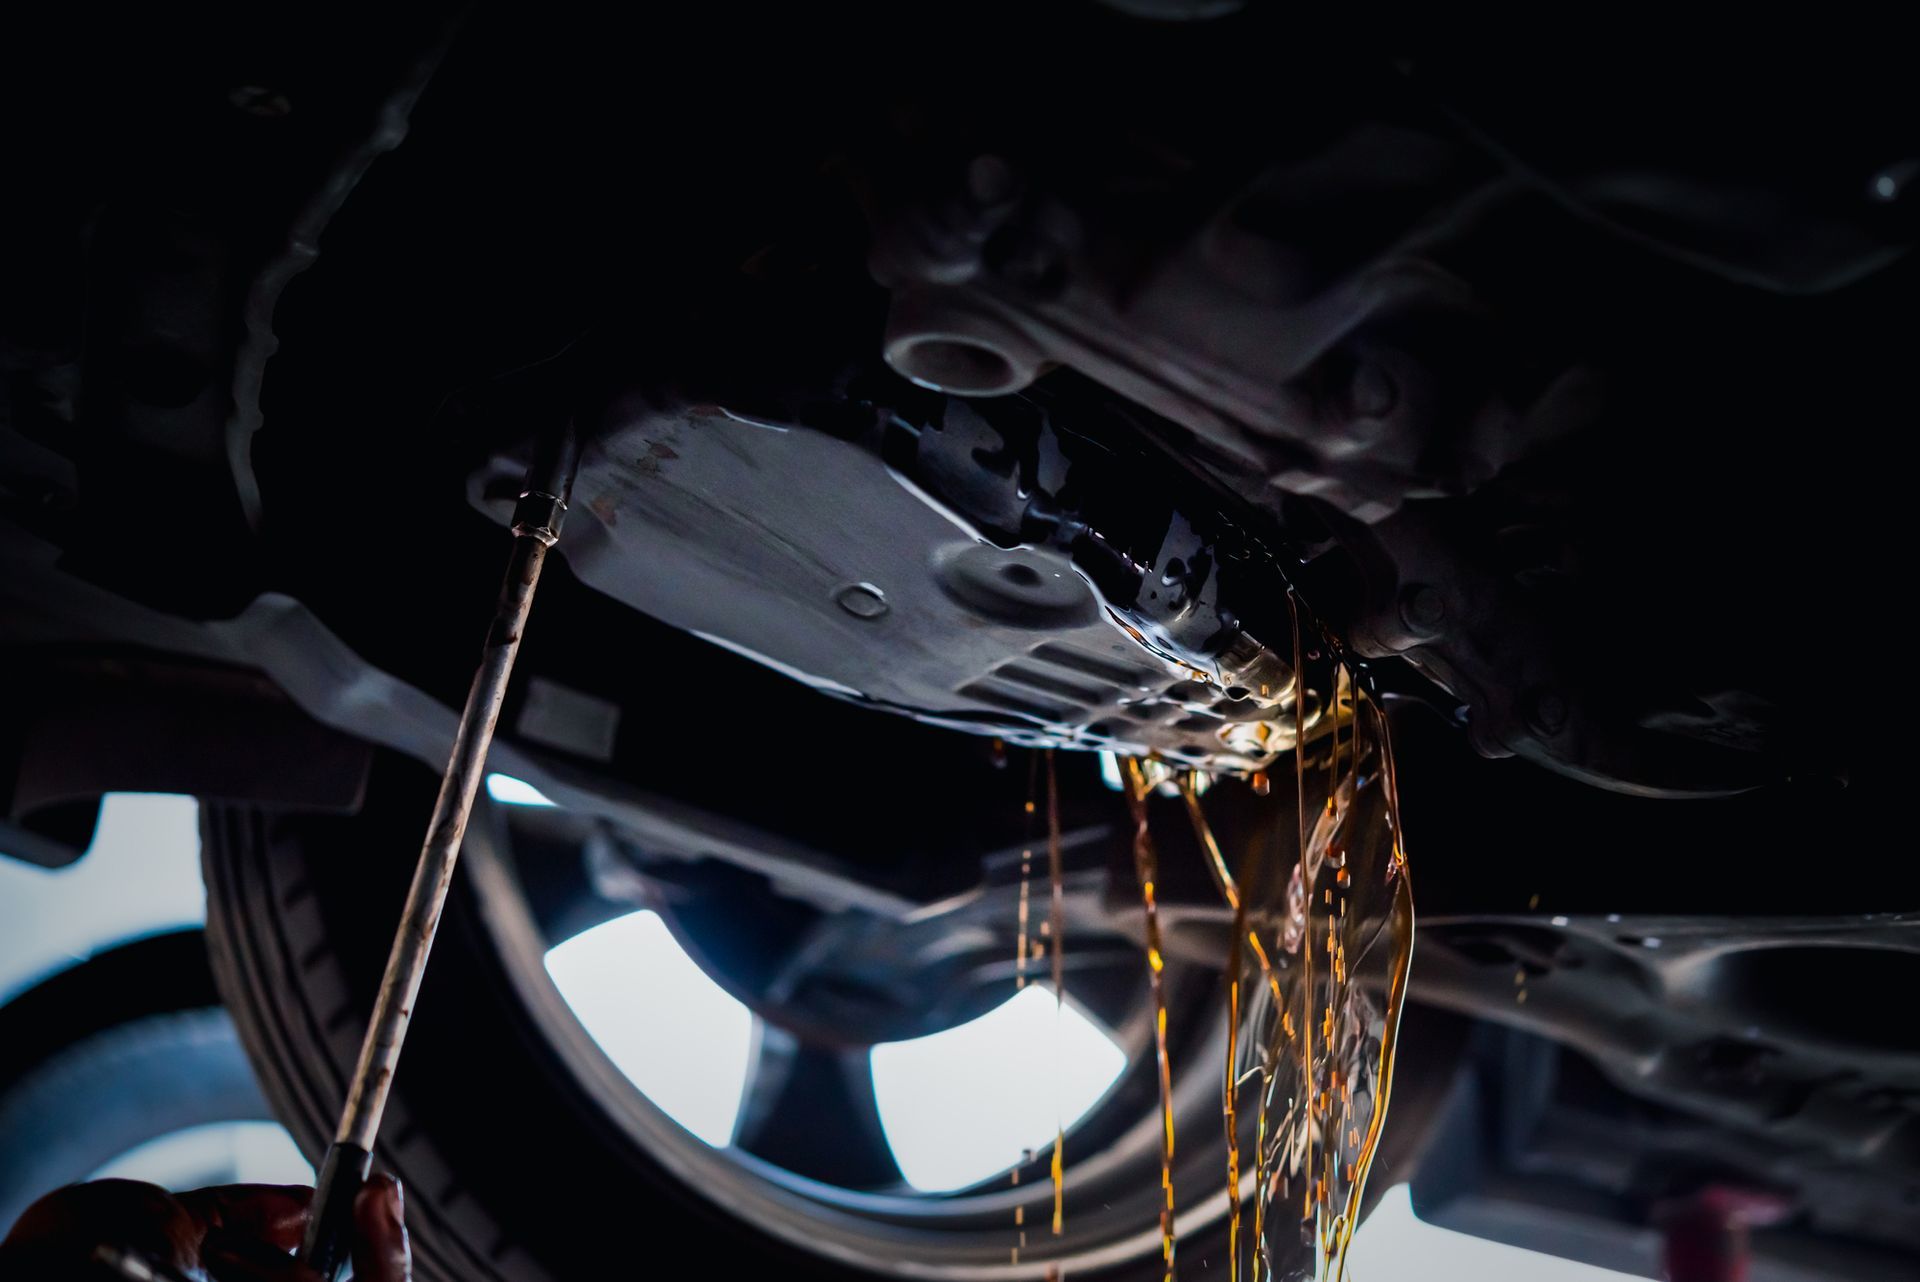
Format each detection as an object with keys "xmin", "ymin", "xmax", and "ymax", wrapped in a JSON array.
[{"xmin": 474, "ymin": 397, "xmax": 1307, "ymax": 773}]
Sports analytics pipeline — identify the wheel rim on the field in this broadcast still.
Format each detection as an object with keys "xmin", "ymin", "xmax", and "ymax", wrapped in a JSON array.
[{"xmin": 461, "ymin": 791, "xmax": 1244, "ymax": 1279}]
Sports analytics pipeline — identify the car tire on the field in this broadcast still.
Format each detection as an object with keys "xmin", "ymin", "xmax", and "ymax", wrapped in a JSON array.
[{"xmin": 0, "ymin": 933, "xmax": 280, "ymax": 1232}]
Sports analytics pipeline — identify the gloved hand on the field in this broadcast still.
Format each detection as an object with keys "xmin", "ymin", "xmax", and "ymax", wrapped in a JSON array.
[{"xmin": 0, "ymin": 1176, "xmax": 409, "ymax": 1282}]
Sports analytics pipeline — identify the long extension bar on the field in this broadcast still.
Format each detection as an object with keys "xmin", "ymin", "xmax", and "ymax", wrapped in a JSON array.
[{"xmin": 301, "ymin": 427, "xmax": 580, "ymax": 1279}]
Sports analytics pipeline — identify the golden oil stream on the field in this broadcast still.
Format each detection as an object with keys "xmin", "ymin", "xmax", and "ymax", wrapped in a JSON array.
[
  {"xmin": 1243, "ymin": 610, "xmax": 1414, "ymax": 1282},
  {"xmin": 1280, "ymin": 591, "xmax": 1315, "ymax": 1279},
  {"xmin": 1014, "ymin": 750, "xmax": 1071, "ymax": 1266},
  {"xmin": 1181, "ymin": 781, "xmax": 1285, "ymax": 1007},
  {"xmin": 1006, "ymin": 591, "xmax": 1411, "ymax": 1282},
  {"xmin": 1317, "ymin": 684, "xmax": 1414, "ymax": 1277},
  {"xmin": 1178, "ymin": 772, "xmax": 1286, "ymax": 1282},
  {"xmin": 1183, "ymin": 780, "xmax": 1243, "ymax": 1282},
  {"xmin": 1046, "ymin": 750, "xmax": 1068, "ymax": 1237},
  {"xmin": 1012, "ymin": 754, "xmax": 1040, "ymax": 1265},
  {"xmin": 1016, "ymin": 754, "xmax": 1038, "ymax": 995},
  {"xmin": 1122, "ymin": 758, "xmax": 1179, "ymax": 1282}
]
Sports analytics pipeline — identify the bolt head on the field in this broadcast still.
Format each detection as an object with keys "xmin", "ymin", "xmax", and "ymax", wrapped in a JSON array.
[
  {"xmin": 834, "ymin": 582, "xmax": 890, "ymax": 620},
  {"xmin": 1350, "ymin": 358, "xmax": 1398, "ymax": 419},
  {"xmin": 1869, "ymin": 159, "xmax": 1918, "ymax": 204},
  {"xmin": 1398, "ymin": 584, "xmax": 1446, "ymax": 635},
  {"xmin": 966, "ymin": 155, "xmax": 1018, "ymax": 207},
  {"xmin": 1526, "ymin": 688, "xmax": 1569, "ymax": 736}
]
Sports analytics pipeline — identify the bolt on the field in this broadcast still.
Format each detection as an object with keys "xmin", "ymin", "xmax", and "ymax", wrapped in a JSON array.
[
  {"xmin": 1525, "ymin": 687, "xmax": 1569, "ymax": 736},
  {"xmin": 1349, "ymin": 358, "xmax": 1398, "ymax": 419},
  {"xmin": 1397, "ymin": 584, "xmax": 1446, "ymax": 637},
  {"xmin": 967, "ymin": 154, "xmax": 1018, "ymax": 207},
  {"xmin": 1869, "ymin": 159, "xmax": 1918, "ymax": 204},
  {"xmin": 833, "ymin": 582, "xmax": 889, "ymax": 620},
  {"xmin": 988, "ymin": 230, "xmax": 1067, "ymax": 296}
]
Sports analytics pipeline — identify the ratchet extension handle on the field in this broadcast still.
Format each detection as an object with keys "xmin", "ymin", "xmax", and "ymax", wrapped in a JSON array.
[{"xmin": 301, "ymin": 427, "xmax": 580, "ymax": 1279}]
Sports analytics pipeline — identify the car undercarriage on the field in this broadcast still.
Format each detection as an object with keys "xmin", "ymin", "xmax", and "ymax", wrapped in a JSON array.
[{"xmin": 4, "ymin": 6, "xmax": 1917, "ymax": 1280}]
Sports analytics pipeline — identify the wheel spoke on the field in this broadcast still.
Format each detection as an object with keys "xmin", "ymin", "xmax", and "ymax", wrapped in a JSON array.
[{"xmin": 733, "ymin": 1033, "xmax": 904, "ymax": 1188}]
